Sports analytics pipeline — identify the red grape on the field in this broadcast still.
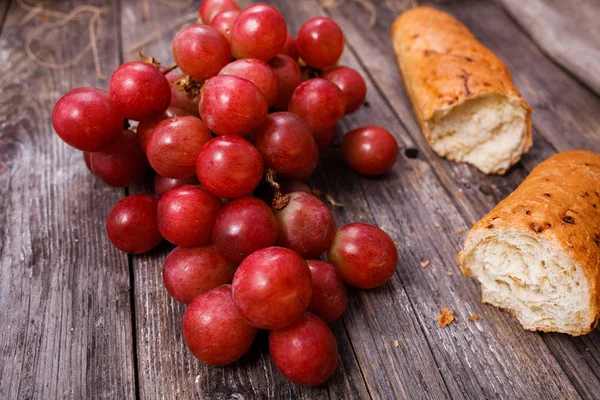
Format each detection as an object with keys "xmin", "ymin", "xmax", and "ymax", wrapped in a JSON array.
[
  {"xmin": 52, "ymin": 88, "xmax": 123, "ymax": 151},
  {"xmin": 269, "ymin": 312, "xmax": 338, "ymax": 386},
  {"xmin": 83, "ymin": 152, "xmax": 94, "ymax": 174},
  {"xmin": 254, "ymin": 112, "xmax": 317, "ymax": 175},
  {"xmin": 322, "ymin": 66, "xmax": 367, "ymax": 114},
  {"xmin": 328, "ymin": 223, "xmax": 398, "ymax": 289},
  {"xmin": 157, "ymin": 185, "xmax": 223, "ymax": 247},
  {"xmin": 154, "ymin": 175, "xmax": 198, "ymax": 198},
  {"xmin": 230, "ymin": 4, "xmax": 287, "ymax": 61},
  {"xmin": 342, "ymin": 126, "xmax": 398, "ymax": 176},
  {"xmin": 163, "ymin": 246, "xmax": 236, "ymax": 304},
  {"xmin": 269, "ymin": 54, "xmax": 302, "ymax": 110},
  {"xmin": 165, "ymin": 71, "xmax": 199, "ymax": 115},
  {"xmin": 281, "ymin": 33, "xmax": 299, "ymax": 61},
  {"xmin": 210, "ymin": 10, "xmax": 240, "ymax": 41},
  {"xmin": 183, "ymin": 285, "xmax": 257, "ymax": 366},
  {"xmin": 275, "ymin": 192, "xmax": 335, "ymax": 258},
  {"xmin": 172, "ymin": 24, "xmax": 230, "ymax": 81},
  {"xmin": 199, "ymin": 0, "xmax": 240, "ymax": 24},
  {"xmin": 306, "ymin": 260, "xmax": 347, "ymax": 323},
  {"xmin": 296, "ymin": 17, "xmax": 344, "ymax": 68},
  {"xmin": 313, "ymin": 125, "xmax": 337, "ymax": 150},
  {"xmin": 200, "ymin": 75, "xmax": 268, "ymax": 136},
  {"xmin": 196, "ymin": 136, "xmax": 263, "ymax": 198},
  {"xmin": 89, "ymin": 129, "xmax": 148, "ymax": 187},
  {"xmin": 288, "ymin": 142, "xmax": 319, "ymax": 181},
  {"xmin": 106, "ymin": 194, "xmax": 162, "ymax": 254},
  {"xmin": 108, "ymin": 61, "xmax": 171, "ymax": 121},
  {"xmin": 137, "ymin": 107, "xmax": 191, "ymax": 153},
  {"xmin": 288, "ymin": 78, "xmax": 345, "ymax": 133},
  {"xmin": 232, "ymin": 247, "xmax": 312, "ymax": 329},
  {"xmin": 219, "ymin": 59, "xmax": 278, "ymax": 106},
  {"xmin": 146, "ymin": 116, "xmax": 212, "ymax": 179},
  {"xmin": 213, "ymin": 197, "xmax": 278, "ymax": 264}
]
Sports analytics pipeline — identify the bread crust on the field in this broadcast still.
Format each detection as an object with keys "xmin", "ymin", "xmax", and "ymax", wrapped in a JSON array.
[
  {"xmin": 458, "ymin": 150, "xmax": 600, "ymax": 335},
  {"xmin": 391, "ymin": 7, "xmax": 532, "ymax": 175}
]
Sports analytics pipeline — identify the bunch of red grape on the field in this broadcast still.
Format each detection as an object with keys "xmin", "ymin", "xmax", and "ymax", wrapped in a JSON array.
[{"xmin": 52, "ymin": 0, "xmax": 400, "ymax": 387}]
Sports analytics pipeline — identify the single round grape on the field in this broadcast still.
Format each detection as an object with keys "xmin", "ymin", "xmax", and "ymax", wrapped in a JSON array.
[
  {"xmin": 172, "ymin": 24, "xmax": 230, "ymax": 81},
  {"xmin": 157, "ymin": 185, "xmax": 224, "ymax": 247},
  {"xmin": 322, "ymin": 66, "xmax": 367, "ymax": 114},
  {"xmin": 219, "ymin": 59, "xmax": 278, "ymax": 106},
  {"xmin": 275, "ymin": 192, "xmax": 335, "ymax": 259},
  {"xmin": 183, "ymin": 285, "xmax": 257, "ymax": 366},
  {"xmin": 288, "ymin": 141, "xmax": 319, "ymax": 181},
  {"xmin": 269, "ymin": 312, "xmax": 338, "ymax": 386},
  {"xmin": 230, "ymin": 4, "xmax": 287, "ymax": 61},
  {"xmin": 108, "ymin": 61, "xmax": 171, "ymax": 121},
  {"xmin": 163, "ymin": 246, "xmax": 236, "ymax": 304},
  {"xmin": 306, "ymin": 260, "xmax": 347, "ymax": 323},
  {"xmin": 196, "ymin": 136, "xmax": 263, "ymax": 198},
  {"xmin": 232, "ymin": 247, "xmax": 311, "ymax": 329},
  {"xmin": 200, "ymin": 75, "xmax": 268, "ymax": 136},
  {"xmin": 296, "ymin": 17, "xmax": 344, "ymax": 69},
  {"xmin": 269, "ymin": 54, "xmax": 302, "ymax": 111},
  {"xmin": 328, "ymin": 223, "xmax": 398, "ymax": 289},
  {"xmin": 106, "ymin": 194, "xmax": 162, "ymax": 254},
  {"xmin": 165, "ymin": 71, "xmax": 199, "ymax": 115},
  {"xmin": 254, "ymin": 112, "xmax": 317, "ymax": 176},
  {"xmin": 89, "ymin": 129, "xmax": 148, "ymax": 187},
  {"xmin": 313, "ymin": 125, "xmax": 337, "ymax": 150},
  {"xmin": 210, "ymin": 10, "xmax": 240, "ymax": 41},
  {"xmin": 52, "ymin": 87, "xmax": 123, "ymax": 151},
  {"xmin": 199, "ymin": 0, "xmax": 240, "ymax": 24},
  {"xmin": 146, "ymin": 116, "xmax": 211, "ymax": 179},
  {"xmin": 342, "ymin": 125, "xmax": 398, "ymax": 176},
  {"xmin": 213, "ymin": 197, "xmax": 278, "ymax": 264},
  {"xmin": 137, "ymin": 107, "xmax": 191, "ymax": 154},
  {"xmin": 281, "ymin": 33, "xmax": 299, "ymax": 61},
  {"xmin": 154, "ymin": 175, "xmax": 198, "ymax": 198},
  {"xmin": 288, "ymin": 78, "xmax": 345, "ymax": 133}
]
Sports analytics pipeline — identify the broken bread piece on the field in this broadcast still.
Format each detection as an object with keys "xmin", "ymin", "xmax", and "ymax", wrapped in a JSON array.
[
  {"xmin": 458, "ymin": 151, "xmax": 600, "ymax": 336},
  {"xmin": 391, "ymin": 7, "xmax": 532, "ymax": 175}
]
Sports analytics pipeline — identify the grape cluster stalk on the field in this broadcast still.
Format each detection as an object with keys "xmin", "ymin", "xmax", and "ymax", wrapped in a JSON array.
[{"xmin": 51, "ymin": 0, "xmax": 400, "ymax": 388}]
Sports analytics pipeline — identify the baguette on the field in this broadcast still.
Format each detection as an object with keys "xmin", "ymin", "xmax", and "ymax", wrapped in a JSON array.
[
  {"xmin": 458, "ymin": 151, "xmax": 600, "ymax": 336},
  {"xmin": 391, "ymin": 7, "xmax": 532, "ymax": 175}
]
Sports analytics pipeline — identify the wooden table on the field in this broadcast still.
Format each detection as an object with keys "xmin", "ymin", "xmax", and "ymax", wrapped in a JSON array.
[{"xmin": 1, "ymin": 0, "xmax": 599, "ymax": 398}]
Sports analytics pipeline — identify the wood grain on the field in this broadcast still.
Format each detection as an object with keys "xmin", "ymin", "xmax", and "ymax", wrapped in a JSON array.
[
  {"xmin": 268, "ymin": 1, "xmax": 586, "ymax": 398},
  {"xmin": 317, "ymin": 0, "xmax": 600, "ymax": 396},
  {"xmin": 0, "ymin": 1, "xmax": 136, "ymax": 399}
]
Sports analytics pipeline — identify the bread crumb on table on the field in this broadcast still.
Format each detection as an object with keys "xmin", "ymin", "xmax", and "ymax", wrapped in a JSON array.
[
  {"xmin": 394, "ymin": 340, "xmax": 400, "ymax": 348},
  {"xmin": 457, "ymin": 228, "xmax": 465, "ymax": 234},
  {"xmin": 434, "ymin": 223, "xmax": 440, "ymax": 228},
  {"xmin": 456, "ymin": 191, "xmax": 463, "ymax": 198},
  {"xmin": 469, "ymin": 315, "xmax": 479, "ymax": 321},
  {"xmin": 420, "ymin": 260, "xmax": 430, "ymax": 268},
  {"xmin": 447, "ymin": 271, "xmax": 455, "ymax": 276},
  {"xmin": 437, "ymin": 308, "xmax": 454, "ymax": 328}
]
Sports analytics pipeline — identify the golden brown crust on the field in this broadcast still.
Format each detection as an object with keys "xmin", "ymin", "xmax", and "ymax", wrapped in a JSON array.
[
  {"xmin": 391, "ymin": 7, "xmax": 533, "ymax": 174},
  {"xmin": 459, "ymin": 150, "xmax": 600, "ymax": 335}
]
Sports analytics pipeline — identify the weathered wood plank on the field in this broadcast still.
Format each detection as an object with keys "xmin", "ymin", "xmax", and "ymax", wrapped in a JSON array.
[
  {"xmin": 120, "ymin": 1, "xmax": 370, "ymax": 398},
  {"xmin": 0, "ymin": 1, "xmax": 136, "ymax": 399},
  {"xmin": 0, "ymin": 0, "xmax": 11, "ymax": 36},
  {"xmin": 274, "ymin": 0, "xmax": 589, "ymax": 398},
  {"xmin": 319, "ymin": 0, "xmax": 600, "ymax": 396}
]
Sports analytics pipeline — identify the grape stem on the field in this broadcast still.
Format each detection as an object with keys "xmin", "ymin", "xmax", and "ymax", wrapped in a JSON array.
[
  {"xmin": 162, "ymin": 63, "xmax": 178, "ymax": 75},
  {"xmin": 266, "ymin": 169, "xmax": 290, "ymax": 210},
  {"xmin": 175, "ymin": 75, "xmax": 203, "ymax": 95}
]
